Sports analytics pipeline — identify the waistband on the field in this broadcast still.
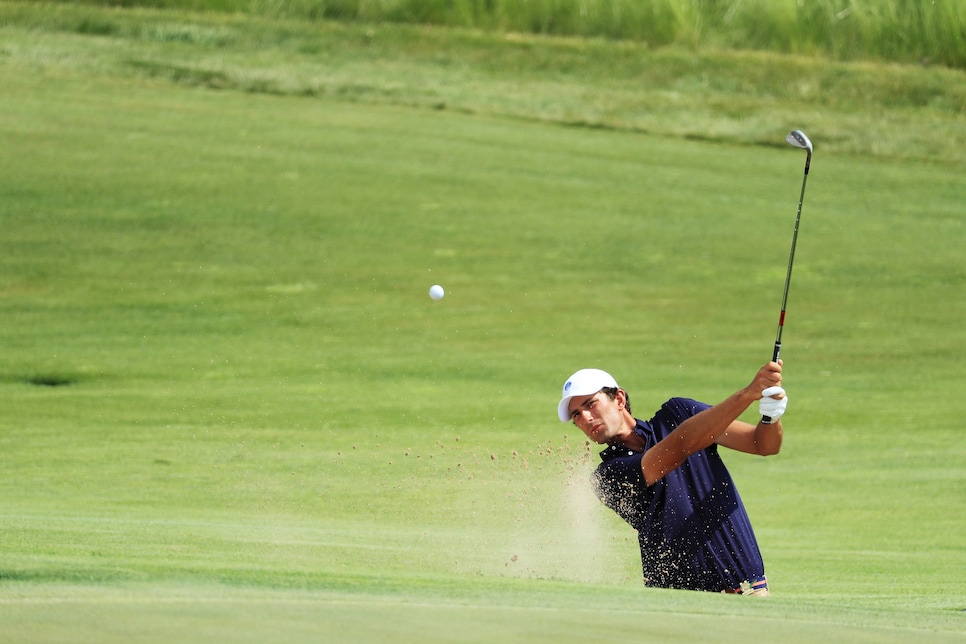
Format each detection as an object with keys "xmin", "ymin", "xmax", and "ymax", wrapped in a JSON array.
[{"xmin": 722, "ymin": 575, "xmax": 768, "ymax": 595}]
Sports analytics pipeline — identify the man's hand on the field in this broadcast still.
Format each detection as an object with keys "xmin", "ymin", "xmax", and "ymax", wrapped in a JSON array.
[
  {"xmin": 744, "ymin": 361, "xmax": 782, "ymax": 402},
  {"xmin": 759, "ymin": 386, "xmax": 788, "ymax": 421}
]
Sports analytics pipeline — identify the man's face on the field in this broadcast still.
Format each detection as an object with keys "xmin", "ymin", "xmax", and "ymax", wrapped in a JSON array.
[{"xmin": 567, "ymin": 390, "xmax": 626, "ymax": 444}]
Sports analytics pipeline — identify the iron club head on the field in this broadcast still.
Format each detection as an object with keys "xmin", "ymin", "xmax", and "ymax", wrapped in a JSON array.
[
  {"xmin": 786, "ymin": 129, "xmax": 812, "ymax": 173},
  {"xmin": 786, "ymin": 129, "xmax": 813, "ymax": 153}
]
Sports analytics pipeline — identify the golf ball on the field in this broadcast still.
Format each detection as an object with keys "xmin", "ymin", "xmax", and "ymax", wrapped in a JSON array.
[{"xmin": 429, "ymin": 284, "xmax": 445, "ymax": 300}]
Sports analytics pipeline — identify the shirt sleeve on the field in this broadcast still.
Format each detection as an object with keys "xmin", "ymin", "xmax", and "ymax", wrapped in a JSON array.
[{"xmin": 655, "ymin": 398, "xmax": 712, "ymax": 438}]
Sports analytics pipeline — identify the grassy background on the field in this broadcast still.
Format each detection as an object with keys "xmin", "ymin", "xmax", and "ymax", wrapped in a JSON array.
[
  {"xmin": 20, "ymin": 0, "xmax": 966, "ymax": 68},
  {"xmin": 1, "ymin": 3, "xmax": 965, "ymax": 642},
  {"xmin": 2, "ymin": 2, "xmax": 964, "ymax": 165}
]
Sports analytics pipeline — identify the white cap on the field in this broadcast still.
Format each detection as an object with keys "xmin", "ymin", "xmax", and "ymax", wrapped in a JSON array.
[{"xmin": 557, "ymin": 368, "xmax": 619, "ymax": 422}]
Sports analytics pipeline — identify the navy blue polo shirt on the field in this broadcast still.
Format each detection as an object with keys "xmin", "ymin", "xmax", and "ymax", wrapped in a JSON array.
[{"xmin": 592, "ymin": 397, "xmax": 765, "ymax": 592}]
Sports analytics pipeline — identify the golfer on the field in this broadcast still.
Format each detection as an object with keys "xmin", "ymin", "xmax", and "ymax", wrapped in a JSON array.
[{"xmin": 557, "ymin": 361, "xmax": 787, "ymax": 595}]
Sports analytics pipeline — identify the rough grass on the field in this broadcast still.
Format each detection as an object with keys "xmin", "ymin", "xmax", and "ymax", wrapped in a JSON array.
[
  {"xmin": 1, "ymin": 2, "xmax": 965, "ymax": 165},
  {"xmin": 17, "ymin": 0, "xmax": 966, "ymax": 68}
]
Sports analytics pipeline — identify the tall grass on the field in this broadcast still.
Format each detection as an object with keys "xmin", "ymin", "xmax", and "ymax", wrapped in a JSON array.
[
  {"xmin": 363, "ymin": 0, "xmax": 966, "ymax": 68},
  {"xmin": 45, "ymin": 0, "xmax": 963, "ymax": 68}
]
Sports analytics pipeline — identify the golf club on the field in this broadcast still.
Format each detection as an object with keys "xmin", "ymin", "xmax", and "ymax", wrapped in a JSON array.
[{"xmin": 762, "ymin": 129, "xmax": 812, "ymax": 424}]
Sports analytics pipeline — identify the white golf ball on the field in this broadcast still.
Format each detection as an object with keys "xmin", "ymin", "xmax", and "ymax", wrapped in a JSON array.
[{"xmin": 429, "ymin": 284, "xmax": 445, "ymax": 300}]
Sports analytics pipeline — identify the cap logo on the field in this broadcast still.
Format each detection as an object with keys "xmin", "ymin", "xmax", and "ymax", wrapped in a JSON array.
[{"xmin": 563, "ymin": 381, "xmax": 573, "ymax": 393}]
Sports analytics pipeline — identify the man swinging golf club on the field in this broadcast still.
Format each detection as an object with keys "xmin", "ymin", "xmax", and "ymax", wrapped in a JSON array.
[
  {"xmin": 558, "ymin": 361, "xmax": 787, "ymax": 595},
  {"xmin": 556, "ymin": 130, "xmax": 809, "ymax": 595}
]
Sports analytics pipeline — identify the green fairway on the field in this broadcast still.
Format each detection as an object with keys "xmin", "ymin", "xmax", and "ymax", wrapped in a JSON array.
[{"xmin": 1, "ymin": 5, "xmax": 965, "ymax": 642}]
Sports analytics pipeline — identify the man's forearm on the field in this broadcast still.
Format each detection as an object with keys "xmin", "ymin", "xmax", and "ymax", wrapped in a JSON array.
[{"xmin": 752, "ymin": 419, "xmax": 783, "ymax": 455}]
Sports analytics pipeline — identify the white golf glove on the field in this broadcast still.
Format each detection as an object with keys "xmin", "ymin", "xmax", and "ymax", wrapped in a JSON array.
[{"xmin": 759, "ymin": 386, "xmax": 788, "ymax": 421}]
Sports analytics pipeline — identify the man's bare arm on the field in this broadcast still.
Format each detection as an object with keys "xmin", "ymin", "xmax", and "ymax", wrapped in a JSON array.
[
  {"xmin": 640, "ymin": 362, "xmax": 782, "ymax": 486},
  {"xmin": 716, "ymin": 419, "xmax": 783, "ymax": 456}
]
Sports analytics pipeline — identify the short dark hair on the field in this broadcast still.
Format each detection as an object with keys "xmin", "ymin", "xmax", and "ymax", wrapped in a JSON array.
[{"xmin": 600, "ymin": 387, "xmax": 631, "ymax": 415}]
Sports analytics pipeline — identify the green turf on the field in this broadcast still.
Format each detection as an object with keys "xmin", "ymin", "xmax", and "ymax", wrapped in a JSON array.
[{"xmin": 1, "ymin": 7, "xmax": 965, "ymax": 643}]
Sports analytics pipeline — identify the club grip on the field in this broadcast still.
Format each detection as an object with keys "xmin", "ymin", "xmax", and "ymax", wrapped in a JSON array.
[{"xmin": 761, "ymin": 341, "xmax": 781, "ymax": 424}]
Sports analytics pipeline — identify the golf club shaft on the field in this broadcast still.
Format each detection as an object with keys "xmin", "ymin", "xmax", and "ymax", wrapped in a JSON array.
[
  {"xmin": 763, "ymin": 131, "xmax": 811, "ymax": 424},
  {"xmin": 771, "ymin": 169, "xmax": 809, "ymax": 363}
]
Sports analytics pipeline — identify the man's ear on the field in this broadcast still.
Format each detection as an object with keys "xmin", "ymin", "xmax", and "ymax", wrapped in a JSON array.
[{"xmin": 615, "ymin": 389, "xmax": 628, "ymax": 410}]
